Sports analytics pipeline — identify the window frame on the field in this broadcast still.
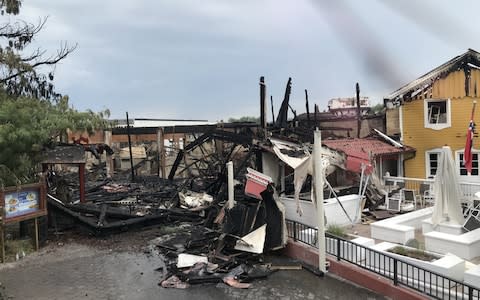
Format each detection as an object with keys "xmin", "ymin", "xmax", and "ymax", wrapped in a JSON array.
[
  {"xmin": 424, "ymin": 98, "xmax": 451, "ymax": 130},
  {"xmin": 455, "ymin": 149, "xmax": 480, "ymax": 176},
  {"xmin": 425, "ymin": 148, "xmax": 443, "ymax": 178}
]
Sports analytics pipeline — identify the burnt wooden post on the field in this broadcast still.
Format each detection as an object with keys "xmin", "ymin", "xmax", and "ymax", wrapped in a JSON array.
[
  {"xmin": 260, "ymin": 76, "xmax": 267, "ymax": 130},
  {"xmin": 79, "ymin": 163, "xmax": 86, "ymax": 203},
  {"xmin": 314, "ymin": 104, "xmax": 319, "ymax": 129},
  {"xmin": 270, "ymin": 95, "xmax": 275, "ymax": 123},
  {"xmin": 126, "ymin": 112, "xmax": 135, "ymax": 181},
  {"xmin": 275, "ymin": 77, "xmax": 292, "ymax": 128},
  {"xmin": 356, "ymin": 83, "xmax": 361, "ymax": 138},
  {"xmin": 156, "ymin": 128, "xmax": 162, "ymax": 177},
  {"xmin": 305, "ymin": 89, "xmax": 310, "ymax": 127}
]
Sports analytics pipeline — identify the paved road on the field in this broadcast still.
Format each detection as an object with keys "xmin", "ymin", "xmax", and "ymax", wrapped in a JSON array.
[{"xmin": 0, "ymin": 238, "xmax": 385, "ymax": 299}]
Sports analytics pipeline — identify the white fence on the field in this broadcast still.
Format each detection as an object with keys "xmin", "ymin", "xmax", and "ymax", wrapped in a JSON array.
[{"xmin": 384, "ymin": 175, "xmax": 480, "ymax": 203}]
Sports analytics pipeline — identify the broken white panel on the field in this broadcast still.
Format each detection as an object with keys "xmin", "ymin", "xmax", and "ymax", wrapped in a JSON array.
[
  {"xmin": 178, "ymin": 191, "xmax": 213, "ymax": 208},
  {"xmin": 234, "ymin": 224, "xmax": 266, "ymax": 254},
  {"xmin": 227, "ymin": 161, "xmax": 235, "ymax": 209},
  {"xmin": 270, "ymin": 138, "xmax": 310, "ymax": 169},
  {"xmin": 176, "ymin": 253, "xmax": 208, "ymax": 268}
]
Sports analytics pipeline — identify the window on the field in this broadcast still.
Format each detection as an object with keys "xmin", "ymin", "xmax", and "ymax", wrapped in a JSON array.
[
  {"xmin": 457, "ymin": 151, "xmax": 479, "ymax": 176},
  {"xmin": 425, "ymin": 149, "xmax": 442, "ymax": 178},
  {"xmin": 424, "ymin": 99, "xmax": 451, "ymax": 130}
]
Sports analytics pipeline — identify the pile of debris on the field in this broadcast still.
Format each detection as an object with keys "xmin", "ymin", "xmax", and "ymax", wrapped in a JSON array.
[
  {"xmin": 151, "ymin": 182, "xmax": 287, "ymax": 289},
  {"xmin": 47, "ymin": 157, "xmax": 288, "ymax": 287}
]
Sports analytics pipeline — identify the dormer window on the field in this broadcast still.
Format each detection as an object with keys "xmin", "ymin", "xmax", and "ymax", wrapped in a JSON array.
[{"xmin": 424, "ymin": 99, "xmax": 451, "ymax": 130}]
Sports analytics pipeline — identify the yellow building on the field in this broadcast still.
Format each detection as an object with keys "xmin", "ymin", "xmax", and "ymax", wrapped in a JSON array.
[{"xmin": 385, "ymin": 49, "xmax": 480, "ymax": 182}]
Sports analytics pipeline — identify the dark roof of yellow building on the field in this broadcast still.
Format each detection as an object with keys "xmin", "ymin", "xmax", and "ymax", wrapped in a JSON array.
[{"xmin": 385, "ymin": 48, "xmax": 480, "ymax": 105}]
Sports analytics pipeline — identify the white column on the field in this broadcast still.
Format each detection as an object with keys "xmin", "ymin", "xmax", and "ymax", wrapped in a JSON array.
[
  {"xmin": 314, "ymin": 130, "xmax": 326, "ymax": 273},
  {"xmin": 227, "ymin": 161, "xmax": 235, "ymax": 209},
  {"xmin": 104, "ymin": 130, "xmax": 113, "ymax": 178}
]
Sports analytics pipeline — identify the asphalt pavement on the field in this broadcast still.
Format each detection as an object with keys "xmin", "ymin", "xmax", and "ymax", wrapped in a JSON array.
[{"xmin": 0, "ymin": 230, "xmax": 385, "ymax": 300}]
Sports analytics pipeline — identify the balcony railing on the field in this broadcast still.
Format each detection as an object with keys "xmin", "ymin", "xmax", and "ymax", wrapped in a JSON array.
[
  {"xmin": 384, "ymin": 175, "xmax": 480, "ymax": 203},
  {"xmin": 286, "ymin": 219, "xmax": 480, "ymax": 300}
]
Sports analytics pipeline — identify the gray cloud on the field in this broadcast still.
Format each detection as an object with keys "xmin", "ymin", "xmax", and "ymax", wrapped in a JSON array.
[{"xmin": 10, "ymin": 0, "xmax": 480, "ymax": 120}]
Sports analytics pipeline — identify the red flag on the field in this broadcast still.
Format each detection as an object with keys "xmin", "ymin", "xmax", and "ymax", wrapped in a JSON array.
[{"xmin": 464, "ymin": 101, "xmax": 477, "ymax": 174}]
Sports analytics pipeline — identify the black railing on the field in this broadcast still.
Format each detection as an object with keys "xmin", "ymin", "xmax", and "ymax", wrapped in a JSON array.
[{"xmin": 286, "ymin": 219, "xmax": 480, "ymax": 300}]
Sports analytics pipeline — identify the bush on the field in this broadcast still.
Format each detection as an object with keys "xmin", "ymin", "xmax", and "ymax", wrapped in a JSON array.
[{"xmin": 326, "ymin": 224, "xmax": 349, "ymax": 239}]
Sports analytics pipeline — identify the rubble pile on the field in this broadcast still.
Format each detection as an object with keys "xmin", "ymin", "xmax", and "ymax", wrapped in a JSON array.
[
  {"xmin": 149, "ymin": 185, "xmax": 286, "ymax": 289},
  {"xmin": 46, "ymin": 154, "xmax": 288, "ymax": 288}
]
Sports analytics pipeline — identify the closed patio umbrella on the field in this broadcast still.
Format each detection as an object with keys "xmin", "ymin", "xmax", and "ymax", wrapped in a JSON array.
[{"xmin": 431, "ymin": 146, "xmax": 465, "ymax": 226}]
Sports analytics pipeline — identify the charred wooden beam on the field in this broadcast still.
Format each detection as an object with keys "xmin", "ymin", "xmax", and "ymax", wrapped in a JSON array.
[
  {"xmin": 305, "ymin": 89, "xmax": 310, "ymax": 126},
  {"xmin": 65, "ymin": 203, "xmax": 135, "ymax": 219},
  {"xmin": 356, "ymin": 83, "xmax": 361, "ymax": 138},
  {"xmin": 270, "ymin": 95, "xmax": 275, "ymax": 124},
  {"xmin": 97, "ymin": 204, "xmax": 108, "ymax": 226},
  {"xmin": 259, "ymin": 76, "xmax": 266, "ymax": 129},
  {"xmin": 168, "ymin": 130, "xmax": 253, "ymax": 180},
  {"xmin": 275, "ymin": 77, "xmax": 292, "ymax": 129},
  {"xmin": 126, "ymin": 112, "xmax": 135, "ymax": 181}
]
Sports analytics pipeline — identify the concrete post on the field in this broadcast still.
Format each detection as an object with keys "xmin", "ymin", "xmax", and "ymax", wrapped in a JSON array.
[
  {"xmin": 314, "ymin": 129, "xmax": 326, "ymax": 273},
  {"xmin": 227, "ymin": 161, "xmax": 235, "ymax": 209},
  {"xmin": 104, "ymin": 130, "xmax": 113, "ymax": 178}
]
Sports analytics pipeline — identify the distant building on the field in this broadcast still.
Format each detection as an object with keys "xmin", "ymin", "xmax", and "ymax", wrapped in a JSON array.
[{"xmin": 328, "ymin": 97, "xmax": 370, "ymax": 117}]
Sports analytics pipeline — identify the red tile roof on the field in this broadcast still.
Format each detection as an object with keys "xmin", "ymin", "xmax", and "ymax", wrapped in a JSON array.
[{"xmin": 323, "ymin": 138, "xmax": 415, "ymax": 174}]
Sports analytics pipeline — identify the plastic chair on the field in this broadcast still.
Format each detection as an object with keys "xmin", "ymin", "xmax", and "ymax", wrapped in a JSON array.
[
  {"xmin": 402, "ymin": 189, "xmax": 419, "ymax": 209},
  {"xmin": 420, "ymin": 183, "xmax": 434, "ymax": 206}
]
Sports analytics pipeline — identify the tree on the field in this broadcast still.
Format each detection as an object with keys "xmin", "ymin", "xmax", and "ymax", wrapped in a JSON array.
[
  {"xmin": 0, "ymin": 0, "xmax": 76, "ymax": 100},
  {"xmin": 227, "ymin": 116, "xmax": 260, "ymax": 123},
  {"xmin": 370, "ymin": 103, "xmax": 385, "ymax": 114},
  {"xmin": 0, "ymin": 1, "xmax": 108, "ymax": 186},
  {"xmin": 0, "ymin": 93, "xmax": 110, "ymax": 186}
]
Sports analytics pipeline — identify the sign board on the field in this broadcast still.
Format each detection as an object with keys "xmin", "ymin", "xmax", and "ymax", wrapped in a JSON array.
[{"xmin": 1, "ymin": 182, "xmax": 47, "ymax": 224}]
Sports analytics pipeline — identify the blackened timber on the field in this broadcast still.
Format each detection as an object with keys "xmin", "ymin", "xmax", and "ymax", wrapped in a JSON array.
[
  {"xmin": 65, "ymin": 203, "xmax": 136, "ymax": 219},
  {"xmin": 168, "ymin": 130, "xmax": 253, "ymax": 180},
  {"xmin": 275, "ymin": 77, "xmax": 292, "ymax": 128},
  {"xmin": 97, "ymin": 204, "xmax": 108, "ymax": 226},
  {"xmin": 260, "ymin": 76, "xmax": 266, "ymax": 129},
  {"xmin": 288, "ymin": 104, "xmax": 297, "ymax": 122},
  {"xmin": 305, "ymin": 89, "xmax": 310, "ymax": 126},
  {"xmin": 48, "ymin": 196, "xmax": 203, "ymax": 235},
  {"xmin": 126, "ymin": 112, "xmax": 135, "ymax": 181},
  {"xmin": 168, "ymin": 150, "xmax": 185, "ymax": 180},
  {"xmin": 270, "ymin": 95, "xmax": 275, "ymax": 123},
  {"xmin": 356, "ymin": 83, "xmax": 361, "ymax": 138}
]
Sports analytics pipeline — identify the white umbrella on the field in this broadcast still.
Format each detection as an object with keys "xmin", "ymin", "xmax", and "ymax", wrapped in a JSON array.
[{"xmin": 431, "ymin": 146, "xmax": 465, "ymax": 226}]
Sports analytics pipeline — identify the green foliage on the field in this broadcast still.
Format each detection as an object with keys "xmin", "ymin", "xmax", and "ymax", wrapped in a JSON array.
[
  {"xmin": 0, "ymin": 0, "xmax": 75, "ymax": 100},
  {"xmin": 0, "ymin": 1, "xmax": 100, "ymax": 186},
  {"xmin": 228, "ymin": 116, "xmax": 260, "ymax": 123},
  {"xmin": 0, "ymin": 0, "xmax": 21, "ymax": 15},
  {"xmin": 370, "ymin": 103, "xmax": 384, "ymax": 114},
  {"xmin": 389, "ymin": 246, "xmax": 438, "ymax": 262},
  {"xmin": 0, "ymin": 93, "xmax": 109, "ymax": 186},
  {"xmin": 326, "ymin": 224, "xmax": 348, "ymax": 238}
]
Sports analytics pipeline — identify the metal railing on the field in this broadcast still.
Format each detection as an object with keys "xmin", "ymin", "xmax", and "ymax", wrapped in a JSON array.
[{"xmin": 286, "ymin": 219, "xmax": 480, "ymax": 300}]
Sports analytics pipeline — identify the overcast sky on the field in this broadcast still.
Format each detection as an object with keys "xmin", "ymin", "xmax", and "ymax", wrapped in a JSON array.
[{"xmin": 13, "ymin": 0, "xmax": 480, "ymax": 121}]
